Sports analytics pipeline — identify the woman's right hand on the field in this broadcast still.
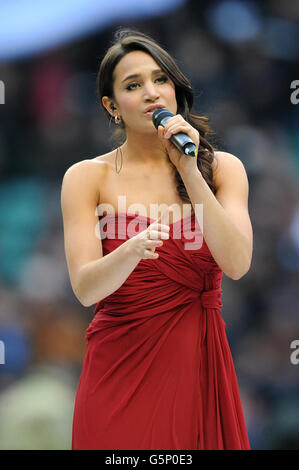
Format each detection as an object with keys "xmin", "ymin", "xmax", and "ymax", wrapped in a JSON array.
[{"xmin": 127, "ymin": 207, "xmax": 173, "ymax": 260}]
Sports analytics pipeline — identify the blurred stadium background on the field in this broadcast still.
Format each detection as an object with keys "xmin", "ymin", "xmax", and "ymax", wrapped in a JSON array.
[{"xmin": 0, "ymin": 0, "xmax": 298, "ymax": 450}]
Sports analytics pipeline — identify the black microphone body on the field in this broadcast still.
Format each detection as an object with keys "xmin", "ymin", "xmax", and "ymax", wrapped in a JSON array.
[{"xmin": 152, "ymin": 108, "xmax": 198, "ymax": 157}]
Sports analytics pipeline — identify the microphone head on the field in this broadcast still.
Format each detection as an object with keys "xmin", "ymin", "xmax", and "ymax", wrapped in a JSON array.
[{"xmin": 152, "ymin": 108, "xmax": 173, "ymax": 129}]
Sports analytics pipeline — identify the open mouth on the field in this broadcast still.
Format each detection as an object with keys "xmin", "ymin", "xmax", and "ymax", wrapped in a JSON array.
[{"xmin": 144, "ymin": 105, "xmax": 165, "ymax": 116}]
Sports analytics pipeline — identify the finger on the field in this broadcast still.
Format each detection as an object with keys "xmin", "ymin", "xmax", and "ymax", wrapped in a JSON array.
[
  {"xmin": 158, "ymin": 125, "xmax": 169, "ymax": 142},
  {"xmin": 149, "ymin": 214, "xmax": 172, "ymax": 239},
  {"xmin": 149, "ymin": 223, "xmax": 170, "ymax": 233},
  {"xmin": 158, "ymin": 125, "xmax": 172, "ymax": 140},
  {"xmin": 145, "ymin": 225, "xmax": 169, "ymax": 240},
  {"xmin": 164, "ymin": 124, "xmax": 189, "ymax": 137},
  {"xmin": 148, "ymin": 239, "xmax": 164, "ymax": 248},
  {"xmin": 158, "ymin": 223, "xmax": 171, "ymax": 232},
  {"xmin": 144, "ymin": 249, "xmax": 159, "ymax": 259},
  {"xmin": 146, "ymin": 229, "xmax": 170, "ymax": 240},
  {"xmin": 154, "ymin": 206, "xmax": 174, "ymax": 226}
]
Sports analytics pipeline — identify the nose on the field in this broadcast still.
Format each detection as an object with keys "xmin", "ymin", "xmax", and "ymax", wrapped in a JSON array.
[{"xmin": 143, "ymin": 80, "xmax": 160, "ymax": 100}]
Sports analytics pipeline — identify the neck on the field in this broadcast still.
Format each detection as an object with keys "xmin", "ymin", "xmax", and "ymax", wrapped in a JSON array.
[{"xmin": 122, "ymin": 130, "xmax": 170, "ymax": 168}]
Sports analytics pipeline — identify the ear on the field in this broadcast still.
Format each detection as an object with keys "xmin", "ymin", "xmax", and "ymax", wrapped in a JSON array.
[{"xmin": 101, "ymin": 96, "xmax": 116, "ymax": 115}]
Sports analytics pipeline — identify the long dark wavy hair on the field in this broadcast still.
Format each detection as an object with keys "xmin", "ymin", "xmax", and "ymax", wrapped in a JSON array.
[{"xmin": 97, "ymin": 27, "xmax": 219, "ymax": 201}]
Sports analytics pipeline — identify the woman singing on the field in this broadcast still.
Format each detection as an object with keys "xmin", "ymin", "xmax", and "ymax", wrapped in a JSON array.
[{"xmin": 61, "ymin": 28, "xmax": 253, "ymax": 450}]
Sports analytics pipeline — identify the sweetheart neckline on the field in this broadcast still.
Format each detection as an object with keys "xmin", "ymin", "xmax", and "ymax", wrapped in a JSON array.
[{"xmin": 100, "ymin": 211, "xmax": 196, "ymax": 227}]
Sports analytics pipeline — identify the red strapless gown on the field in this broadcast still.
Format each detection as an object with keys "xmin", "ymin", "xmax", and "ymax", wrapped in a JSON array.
[{"xmin": 72, "ymin": 212, "xmax": 250, "ymax": 450}]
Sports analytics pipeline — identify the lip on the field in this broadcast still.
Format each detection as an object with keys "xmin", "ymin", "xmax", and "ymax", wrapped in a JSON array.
[{"xmin": 144, "ymin": 104, "xmax": 165, "ymax": 114}]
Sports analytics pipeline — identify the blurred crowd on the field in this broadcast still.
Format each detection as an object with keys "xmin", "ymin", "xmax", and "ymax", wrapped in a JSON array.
[{"xmin": 0, "ymin": 0, "xmax": 298, "ymax": 449}]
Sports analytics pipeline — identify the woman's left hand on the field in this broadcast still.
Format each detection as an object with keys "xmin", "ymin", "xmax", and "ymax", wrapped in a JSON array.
[{"xmin": 157, "ymin": 114, "xmax": 200, "ymax": 174}]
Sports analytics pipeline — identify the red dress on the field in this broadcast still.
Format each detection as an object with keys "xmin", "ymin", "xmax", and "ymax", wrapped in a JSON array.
[{"xmin": 72, "ymin": 212, "xmax": 250, "ymax": 450}]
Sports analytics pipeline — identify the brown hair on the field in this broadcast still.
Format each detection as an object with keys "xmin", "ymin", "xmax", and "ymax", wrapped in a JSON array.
[{"xmin": 97, "ymin": 27, "xmax": 218, "ymax": 201}]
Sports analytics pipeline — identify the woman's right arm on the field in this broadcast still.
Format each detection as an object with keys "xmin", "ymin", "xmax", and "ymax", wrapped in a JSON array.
[{"xmin": 60, "ymin": 161, "xmax": 170, "ymax": 307}]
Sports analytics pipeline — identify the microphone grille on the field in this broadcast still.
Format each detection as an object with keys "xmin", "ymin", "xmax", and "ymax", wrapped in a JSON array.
[{"xmin": 152, "ymin": 108, "xmax": 172, "ymax": 128}]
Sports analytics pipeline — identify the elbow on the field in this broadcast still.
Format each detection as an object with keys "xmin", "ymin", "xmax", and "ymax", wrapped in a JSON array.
[
  {"xmin": 78, "ymin": 296, "xmax": 93, "ymax": 308},
  {"xmin": 225, "ymin": 242, "xmax": 253, "ymax": 280},
  {"xmin": 73, "ymin": 289, "xmax": 90, "ymax": 307},
  {"xmin": 74, "ymin": 278, "xmax": 104, "ymax": 307},
  {"xmin": 75, "ymin": 287, "xmax": 95, "ymax": 307},
  {"xmin": 75, "ymin": 291, "xmax": 95, "ymax": 308},
  {"xmin": 72, "ymin": 276, "xmax": 93, "ymax": 308},
  {"xmin": 229, "ymin": 260, "xmax": 252, "ymax": 280},
  {"xmin": 230, "ymin": 271, "xmax": 246, "ymax": 281}
]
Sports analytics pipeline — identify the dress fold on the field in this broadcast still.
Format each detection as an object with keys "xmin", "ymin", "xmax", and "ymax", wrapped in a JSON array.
[{"xmin": 72, "ymin": 212, "xmax": 250, "ymax": 450}]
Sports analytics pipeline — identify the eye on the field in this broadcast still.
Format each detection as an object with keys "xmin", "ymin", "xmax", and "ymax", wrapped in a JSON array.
[
  {"xmin": 156, "ymin": 75, "xmax": 168, "ymax": 83},
  {"xmin": 126, "ymin": 82, "xmax": 138, "ymax": 91},
  {"xmin": 125, "ymin": 75, "xmax": 168, "ymax": 91}
]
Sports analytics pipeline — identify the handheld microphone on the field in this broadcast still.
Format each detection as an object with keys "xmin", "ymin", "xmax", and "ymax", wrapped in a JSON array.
[{"xmin": 152, "ymin": 108, "xmax": 198, "ymax": 157}]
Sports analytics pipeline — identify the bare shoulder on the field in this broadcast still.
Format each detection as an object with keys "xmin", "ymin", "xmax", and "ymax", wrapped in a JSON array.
[
  {"xmin": 61, "ymin": 153, "xmax": 114, "ymax": 198},
  {"xmin": 212, "ymin": 150, "xmax": 248, "ymax": 190},
  {"xmin": 62, "ymin": 153, "xmax": 113, "ymax": 181}
]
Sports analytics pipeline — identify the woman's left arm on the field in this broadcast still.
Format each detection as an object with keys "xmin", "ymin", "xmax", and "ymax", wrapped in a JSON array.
[{"xmin": 180, "ymin": 151, "xmax": 253, "ymax": 280}]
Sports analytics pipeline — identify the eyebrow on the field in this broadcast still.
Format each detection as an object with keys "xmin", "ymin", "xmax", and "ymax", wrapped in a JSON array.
[{"xmin": 121, "ymin": 69, "xmax": 164, "ymax": 84}]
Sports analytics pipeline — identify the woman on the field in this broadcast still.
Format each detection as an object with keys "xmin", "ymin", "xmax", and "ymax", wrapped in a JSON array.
[{"xmin": 61, "ymin": 28, "xmax": 253, "ymax": 450}]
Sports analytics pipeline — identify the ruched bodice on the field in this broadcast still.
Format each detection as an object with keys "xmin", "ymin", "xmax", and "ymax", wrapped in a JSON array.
[{"xmin": 72, "ymin": 212, "xmax": 250, "ymax": 450}]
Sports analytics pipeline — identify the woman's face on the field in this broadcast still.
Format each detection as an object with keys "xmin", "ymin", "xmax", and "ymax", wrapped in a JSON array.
[{"xmin": 106, "ymin": 50, "xmax": 177, "ymax": 133}]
